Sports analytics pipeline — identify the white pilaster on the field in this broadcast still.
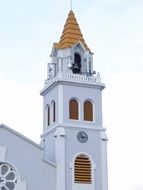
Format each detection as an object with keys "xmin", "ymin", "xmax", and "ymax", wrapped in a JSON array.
[
  {"xmin": 55, "ymin": 127, "xmax": 66, "ymax": 190},
  {"xmin": 101, "ymin": 132, "xmax": 108, "ymax": 190},
  {"xmin": 58, "ymin": 84, "xmax": 63, "ymax": 123}
]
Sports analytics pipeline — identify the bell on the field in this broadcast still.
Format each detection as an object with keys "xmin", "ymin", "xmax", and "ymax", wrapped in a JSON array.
[{"xmin": 72, "ymin": 63, "xmax": 80, "ymax": 74}]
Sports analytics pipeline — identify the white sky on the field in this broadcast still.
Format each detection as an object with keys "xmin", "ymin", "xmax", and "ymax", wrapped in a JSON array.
[{"xmin": 0, "ymin": 0, "xmax": 143, "ymax": 190}]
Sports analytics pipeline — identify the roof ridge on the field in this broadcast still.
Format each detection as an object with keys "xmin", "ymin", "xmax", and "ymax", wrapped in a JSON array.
[{"xmin": 0, "ymin": 124, "xmax": 43, "ymax": 150}]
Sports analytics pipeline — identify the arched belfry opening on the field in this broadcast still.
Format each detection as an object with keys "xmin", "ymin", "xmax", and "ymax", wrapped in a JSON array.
[
  {"xmin": 74, "ymin": 154, "xmax": 92, "ymax": 184},
  {"xmin": 72, "ymin": 53, "xmax": 81, "ymax": 74}
]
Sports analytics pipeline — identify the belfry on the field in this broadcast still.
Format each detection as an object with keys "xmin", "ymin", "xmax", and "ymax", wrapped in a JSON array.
[{"xmin": 0, "ymin": 9, "xmax": 108, "ymax": 190}]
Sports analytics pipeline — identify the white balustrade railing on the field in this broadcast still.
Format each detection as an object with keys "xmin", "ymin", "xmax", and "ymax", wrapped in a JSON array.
[
  {"xmin": 63, "ymin": 74, "xmax": 97, "ymax": 83},
  {"xmin": 45, "ymin": 73, "xmax": 99, "ymax": 86}
]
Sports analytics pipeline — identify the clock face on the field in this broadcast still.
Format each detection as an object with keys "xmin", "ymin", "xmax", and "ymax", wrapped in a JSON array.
[{"xmin": 77, "ymin": 131, "xmax": 88, "ymax": 143}]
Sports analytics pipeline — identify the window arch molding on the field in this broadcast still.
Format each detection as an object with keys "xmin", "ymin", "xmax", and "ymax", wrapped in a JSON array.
[
  {"xmin": 74, "ymin": 41, "xmax": 85, "ymax": 54},
  {"xmin": 83, "ymin": 99, "xmax": 95, "ymax": 122},
  {"xmin": 72, "ymin": 152, "xmax": 95, "ymax": 184},
  {"xmin": 69, "ymin": 98, "xmax": 80, "ymax": 120}
]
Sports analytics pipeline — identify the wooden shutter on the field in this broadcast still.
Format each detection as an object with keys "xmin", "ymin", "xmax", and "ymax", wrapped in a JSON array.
[
  {"xmin": 69, "ymin": 99, "xmax": 79, "ymax": 120},
  {"xmin": 84, "ymin": 101, "xmax": 93, "ymax": 121}
]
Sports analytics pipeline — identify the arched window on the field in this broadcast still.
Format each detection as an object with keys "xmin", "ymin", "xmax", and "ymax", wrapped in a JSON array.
[
  {"xmin": 84, "ymin": 101, "xmax": 93, "ymax": 121},
  {"xmin": 74, "ymin": 154, "xmax": 92, "ymax": 184},
  {"xmin": 69, "ymin": 99, "xmax": 79, "ymax": 120},
  {"xmin": 46, "ymin": 105, "xmax": 50, "ymax": 127},
  {"xmin": 53, "ymin": 101, "xmax": 56, "ymax": 122},
  {"xmin": 51, "ymin": 100, "xmax": 56, "ymax": 123}
]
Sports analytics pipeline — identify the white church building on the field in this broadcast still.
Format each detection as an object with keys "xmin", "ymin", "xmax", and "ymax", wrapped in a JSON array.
[{"xmin": 0, "ymin": 10, "xmax": 108, "ymax": 190}]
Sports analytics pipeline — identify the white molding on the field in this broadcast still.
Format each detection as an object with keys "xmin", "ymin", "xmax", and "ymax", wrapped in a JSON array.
[
  {"xmin": 54, "ymin": 127, "xmax": 66, "ymax": 137},
  {"xmin": 40, "ymin": 124, "xmax": 57, "ymax": 137},
  {"xmin": 41, "ymin": 124, "xmax": 106, "ymax": 138},
  {"xmin": 0, "ymin": 146, "xmax": 6, "ymax": 161},
  {"xmin": 101, "ymin": 132, "xmax": 108, "ymax": 141},
  {"xmin": 41, "ymin": 157, "xmax": 56, "ymax": 168},
  {"xmin": 41, "ymin": 74, "xmax": 105, "ymax": 96},
  {"xmin": 73, "ymin": 41, "xmax": 87, "ymax": 52}
]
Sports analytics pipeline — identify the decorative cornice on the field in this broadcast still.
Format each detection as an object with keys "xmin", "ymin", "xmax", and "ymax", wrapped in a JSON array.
[
  {"xmin": 40, "ymin": 123, "xmax": 106, "ymax": 138},
  {"xmin": 40, "ymin": 74, "xmax": 105, "ymax": 96}
]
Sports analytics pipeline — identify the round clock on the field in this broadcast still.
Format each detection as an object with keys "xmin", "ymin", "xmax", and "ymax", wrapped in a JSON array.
[{"xmin": 77, "ymin": 131, "xmax": 88, "ymax": 143}]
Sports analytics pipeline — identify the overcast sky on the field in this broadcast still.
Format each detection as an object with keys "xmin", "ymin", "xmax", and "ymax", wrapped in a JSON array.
[{"xmin": 0, "ymin": 0, "xmax": 143, "ymax": 190}]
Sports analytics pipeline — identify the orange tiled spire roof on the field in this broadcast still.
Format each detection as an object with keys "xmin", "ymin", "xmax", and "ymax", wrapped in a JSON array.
[{"xmin": 56, "ymin": 10, "xmax": 89, "ymax": 50}]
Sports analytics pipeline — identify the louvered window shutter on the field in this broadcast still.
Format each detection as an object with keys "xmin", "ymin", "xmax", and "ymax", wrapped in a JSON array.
[{"xmin": 74, "ymin": 154, "xmax": 92, "ymax": 184}]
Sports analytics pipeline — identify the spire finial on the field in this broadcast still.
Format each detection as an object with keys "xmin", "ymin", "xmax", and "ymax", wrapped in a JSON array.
[{"xmin": 70, "ymin": 0, "xmax": 72, "ymax": 10}]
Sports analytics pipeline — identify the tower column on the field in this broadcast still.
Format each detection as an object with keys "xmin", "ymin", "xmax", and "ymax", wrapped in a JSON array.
[{"xmin": 55, "ymin": 128, "xmax": 66, "ymax": 190}]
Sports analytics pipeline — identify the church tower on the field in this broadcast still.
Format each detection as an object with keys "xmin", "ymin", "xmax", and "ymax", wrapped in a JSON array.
[{"xmin": 40, "ymin": 10, "xmax": 108, "ymax": 190}]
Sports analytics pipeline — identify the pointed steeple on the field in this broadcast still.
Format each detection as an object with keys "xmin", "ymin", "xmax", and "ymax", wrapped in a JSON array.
[{"xmin": 56, "ymin": 10, "xmax": 89, "ymax": 50}]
